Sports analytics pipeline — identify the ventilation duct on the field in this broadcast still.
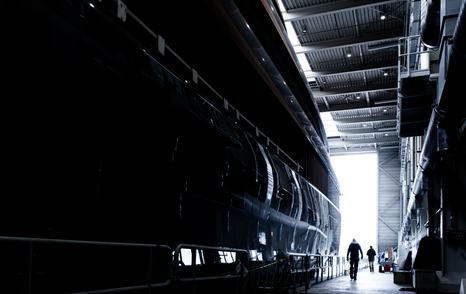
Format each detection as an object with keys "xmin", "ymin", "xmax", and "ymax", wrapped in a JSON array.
[{"xmin": 420, "ymin": 0, "xmax": 441, "ymax": 48}]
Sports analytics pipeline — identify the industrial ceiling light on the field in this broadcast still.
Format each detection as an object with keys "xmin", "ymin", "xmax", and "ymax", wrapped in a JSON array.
[
  {"xmin": 379, "ymin": 127, "xmax": 396, "ymax": 131},
  {"xmin": 302, "ymin": 25, "xmax": 307, "ymax": 33},
  {"xmin": 346, "ymin": 52, "xmax": 352, "ymax": 58},
  {"xmin": 367, "ymin": 40, "xmax": 399, "ymax": 51},
  {"xmin": 380, "ymin": 15, "xmax": 386, "ymax": 20},
  {"xmin": 374, "ymin": 99, "xmax": 397, "ymax": 105},
  {"xmin": 356, "ymin": 95, "xmax": 361, "ymax": 99},
  {"xmin": 383, "ymin": 71, "xmax": 388, "ymax": 76}
]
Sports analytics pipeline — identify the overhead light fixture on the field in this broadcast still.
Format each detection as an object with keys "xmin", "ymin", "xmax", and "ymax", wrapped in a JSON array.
[
  {"xmin": 384, "ymin": 133, "xmax": 389, "ymax": 136},
  {"xmin": 302, "ymin": 25, "xmax": 307, "ymax": 33},
  {"xmin": 383, "ymin": 109, "xmax": 388, "ymax": 113},
  {"xmin": 89, "ymin": 2, "xmax": 95, "ymax": 8},
  {"xmin": 356, "ymin": 95, "xmax": 361, "ymax": 99},
  {"xmin": 379, "ymin": 127, "xmax": 396, "ymax": 131},
  {"xmin": 383, "ymin": 72, "xmax": 389, "ymax": 76},
  {"xmin": 374, "ymin": 99, "xmax": 397, "ymax": 105},
  {"xmin": 367, "ymin": 40, "xmax": 399, "ymax": 51},
  {"xmin": 380, "ymin": 15, "xmax": 386, "ymax": 20},
  {"xmin": 380, "ymin": 146, "xmax": 399, "ymax": 150},
  {"xmin": 346, "ymin": 53, "xmax": 352, "ymax": 58}
]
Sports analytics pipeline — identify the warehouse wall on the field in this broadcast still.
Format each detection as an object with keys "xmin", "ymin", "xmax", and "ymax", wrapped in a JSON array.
[{"xmin": 377, "ymin": 149, "xmax": 401, "ymax": 256}]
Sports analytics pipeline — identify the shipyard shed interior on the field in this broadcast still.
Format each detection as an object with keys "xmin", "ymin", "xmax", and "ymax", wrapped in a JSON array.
[{"xmin": 1, "ymin": 0, "xmax": 465, "ymax": 293}]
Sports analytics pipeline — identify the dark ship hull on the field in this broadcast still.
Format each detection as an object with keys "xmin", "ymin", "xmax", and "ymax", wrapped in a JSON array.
[{"xmin": 1, "ymin": 0, "xmax": 341, "ymax": 292}]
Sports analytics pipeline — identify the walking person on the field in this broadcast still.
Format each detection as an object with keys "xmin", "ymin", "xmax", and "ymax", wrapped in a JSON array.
[
  {"xmin": 346, "ymin": 238, "xmax": 363, "ymax": 281},
  {"xmin": 366, "ymin": 246, "xmax": 377, "ymax": 272}
]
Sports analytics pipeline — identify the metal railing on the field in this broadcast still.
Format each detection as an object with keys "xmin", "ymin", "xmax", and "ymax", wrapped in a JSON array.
[
  {"xmin": 310, "ymin": 254, "xmax": 347, "ymax": 284},
  {"xmin": 241, "ymin": 252, "xmax": 347, "ymax": 293},
  {"xmin": 398, "ymin": 35, "xmax": 431, "ymax": 79},
  {"xmin": 103, "ymin": 0, "xmax": 303, "ymax": 173},
  {"xmin": 173, "ymin": 244, "xmax": 249, "ymax": 277},
  {"xmin": 0, "ymin": 236, "xmax": 172, "ymax": 294},
  {"xmin": 0, "ymin": 236, "xmax": 349, "ymax": 293}
]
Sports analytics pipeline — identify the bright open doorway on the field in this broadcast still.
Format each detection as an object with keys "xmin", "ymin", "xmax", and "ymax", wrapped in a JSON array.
[{"xmin": 331, "ymin": 153, "xmax": 378, "ymax": 256}]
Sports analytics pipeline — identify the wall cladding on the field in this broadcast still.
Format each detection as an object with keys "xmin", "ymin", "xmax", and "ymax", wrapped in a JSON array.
[{"xmin": 377, "ymin": 150, "xmax": 401, "ymax": 255}]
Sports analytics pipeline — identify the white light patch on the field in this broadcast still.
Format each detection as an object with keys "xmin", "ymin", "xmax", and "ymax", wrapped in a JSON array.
[
  {"xmin": 320, "ymin": 112, "xmax": 340, "ymax": 137},
  {"xmin": 259, "ymin": 232, "xmax": 267, "ymax": 245},
  {"xmin": 291, "ymin": 170, "xmax": 303, "ymax": 220},
  {"xmin": 277, "ymin": 0, "xmax": 287, "ymax": 12},
  {"xmin": 180, "ymin": 249, "xmax": 192, "ymax": 266},
  {"xmin": 285, "ymin": 21, "xmax": 300, "ymax": 46},
  {"xmin": 258, "ymin": 145, "xmax": 274, "ymax": 201},
  {"xmin": 297, "ymin": 53, "xmax": 312, "ymax": 71},
  {"xmin": 249, "ymin": 250, "xmax": 257, "ymax": 261},
  {"xmin": 332, "ymin": 153, "xmax": 378, "ymax": 255}
]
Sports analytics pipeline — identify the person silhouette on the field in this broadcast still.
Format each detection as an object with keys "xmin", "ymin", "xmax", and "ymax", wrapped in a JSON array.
[
  {"xmin": 346, "ymin": 238, "xmax": 363, "ymax": 280},
  {"xmin": 366, "ymin": 246, "xmax": 377, "ymax": 272}
]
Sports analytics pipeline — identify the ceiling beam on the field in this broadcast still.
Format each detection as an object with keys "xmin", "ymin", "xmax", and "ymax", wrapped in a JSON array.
[
  {"xmin": 373, "ymin": 99, "xmax": 398, "ymax": 105},
  {"xmin": 365, "ymin": 92, "xmax": 371, "ymax": 107},
  {"xmin": 329, "ymin": 145, "xmax": 398, "ymax": 155},
  {"xmin": 329, "ymin": 141, "xmax": 399, "ymax": 149},
  {"xmin": 329, "ymin": 146, "xmax": 377, "ymax": 154},
  {"xmin": 305, "ymin": 65, "xmax": 397, "ymax": 79},
  {"xmin": 331, "ymin": 139, "xmax": 398, "ymax": 144},
  {"xmin": 294, "ymin": 31, "xmax": 401, "ymax": 53},
  {"xmin": 312, "ymin": 86, "xmax": 397, "ymax": 97},
  {"xmin": 283, "ymin": 0, "xmax": 404, "ymax": 22},
  {"xmin": 332, "ymin": 113, "xmax": 396, "ymax": 123},
  {"xmin": 327, "ymin": 138, "xmax": 399, "ymax": 148},
  {"xmin": 331, "ymin": 105, "xmax": 397, "ymax": 123},
  {"xmin": 322, "ymin": 96, "xmax": 330, "ymax": 110},
  {"xmin": 317, "ymin": 98, "xmax": 397, "ymax": 112},
  {"xmin": 337, "ymin": 126, "xmax": 397, "ymax": 134},
  {"xmin": 339, "ymin": 136, "xmax": 399, "ymax": 144},
  {"xmin": 333, "ymin": 118, "xmax": 398, "ymax": 125}
]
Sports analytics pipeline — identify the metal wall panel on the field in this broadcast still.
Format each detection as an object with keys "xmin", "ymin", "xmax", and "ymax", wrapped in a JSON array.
[{"xmin": 377, "ymin": 150, "xmax": 401, "ymax": 256}]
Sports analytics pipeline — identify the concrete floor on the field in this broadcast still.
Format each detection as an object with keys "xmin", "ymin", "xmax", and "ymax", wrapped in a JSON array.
[{"xmin": 296, "ymin": 268, "xmax": 414, "ymax": 294}]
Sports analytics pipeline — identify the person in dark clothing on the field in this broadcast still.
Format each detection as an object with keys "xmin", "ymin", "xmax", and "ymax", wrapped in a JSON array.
[
  {"xmin": 347, "ymin": 238, "xmax": 363, "ymax": 280},
  {"xmin": 402, "ymin": 251, "xmax": 412, "ymax": 271},
  {"xmin": 366, "ymin": 246, "xmax": 377, "ymax": 272}
]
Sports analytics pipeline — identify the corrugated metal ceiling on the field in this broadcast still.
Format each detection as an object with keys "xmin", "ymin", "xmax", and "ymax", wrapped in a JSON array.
[
  {"xmin": 306, "ymin": 43, "xmax": 398, "ymax": 72},
  {"xmin": 282, "ymin": 0, "xmax": 339, "ymax": 11},
  {"xmin": 292, "ymin": 2, "xmax": 406, "ymax": 45},
  {"xmin": 281, "ymin": 0, "xmax": 406, "ymax": 152}
]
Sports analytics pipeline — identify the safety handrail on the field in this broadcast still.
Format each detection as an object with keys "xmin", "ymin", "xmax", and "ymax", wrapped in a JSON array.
[
  {"xmin": 102, "ymin": 0, "xmax": 303, "ymax": 173},
  {"xmin": 398, "ymin": 35, "xmax": 431, "ymax": 78},
  {"xmin": 173, "ymin": 243, "xmax": 249, "ymax": 282},
  {"xmin": 247, "ymin": 260, "xmax": 280, "ymax": 273},
  {"xmin": 0, "ymin": 236, "xmax": 173, "ymax": 294},
  {"xmin": 305, "ymin": 254, "xmax": 347, "ymax": 284},
  {"xmin": 0, "ymin": 236, "xmax": 170, "ymax": 249}
]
